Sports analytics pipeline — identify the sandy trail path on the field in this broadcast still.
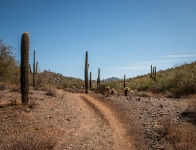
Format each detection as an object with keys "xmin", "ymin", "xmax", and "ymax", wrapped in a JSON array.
[
  {"xmin": 0, "ymin": 90, "xmax": 135, "ymax": 150},
  {"xmin": 79, "ymin": 93, "xmax": 135, "ymax": 150}
]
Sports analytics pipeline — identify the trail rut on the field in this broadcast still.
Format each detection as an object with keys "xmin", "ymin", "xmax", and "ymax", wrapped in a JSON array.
[{"xmin": 80, "ymin": 94, "xmax": 135, "ymax": 150}]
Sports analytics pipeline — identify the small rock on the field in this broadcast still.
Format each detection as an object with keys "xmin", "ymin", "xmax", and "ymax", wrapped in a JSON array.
[{"xmin": 154, "ymin": 125, "xmax": 167, "ymax": 137}]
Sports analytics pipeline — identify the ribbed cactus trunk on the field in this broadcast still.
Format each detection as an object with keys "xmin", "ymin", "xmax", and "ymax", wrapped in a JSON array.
[
  {"xmin": 97, "ymin": 68, "xmax": 100, "ymax": 86},
  {"xmin": 90, "ymin": 72, "xmax": 92, "ymax": 90},
  {"xmin": 154, "ymin": 66, "xmax": 156, "ymax": 82},
  {"xmin": 150, "ymin": 65, "xmax": 152, "ymax": 78},
  {"xmin": 30, "ymin": 50, "xmax": 38, "ymax": 87},
  {"xmin": 123, "ymin": 74, "xmax": 126, "ymax": 88},
  {"xmin": 20, "ymin": 32, "xmax": 30, "ymax": 104},
  {"xmin": 85, "ymin": 51, "xmax": 88, "ymax": 93},
  {"xmin": 124, "ymin": 74, "xmax": 128, "ymax": 96}
]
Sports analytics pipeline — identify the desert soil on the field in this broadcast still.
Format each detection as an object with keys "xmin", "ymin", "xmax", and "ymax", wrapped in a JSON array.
[{"xmin": 0, "ymin": 88, "xmax": 191, "ymax": 150}]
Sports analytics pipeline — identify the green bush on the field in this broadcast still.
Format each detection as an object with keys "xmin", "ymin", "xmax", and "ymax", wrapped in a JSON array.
[
  {"xmin": 0, "ymin": 39, "xmax": 19, "ymax": 84},
  {"xmin": 127, "ymin": 62, "xmax": 196, "ymax": 97}
]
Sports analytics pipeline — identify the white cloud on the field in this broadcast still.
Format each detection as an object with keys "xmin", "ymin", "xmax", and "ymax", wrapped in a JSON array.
[{"xmin": 162, "ymin": 54, "xmax": 196, "ymax": 58}]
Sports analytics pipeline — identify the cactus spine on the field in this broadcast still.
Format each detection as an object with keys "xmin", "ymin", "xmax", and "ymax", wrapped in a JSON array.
[
  {"xmin": 30, "ymin": 50, "xmax": 38, "ymax": 87},
  {"xmin": 90, "ymin": 72, "xmax": 92, "ymax": 90},
  {"xmin": 85, "ymin": 51, "xmax": 88, "ymax": 93},
  {"xmin": 20, "ymin": 32, "xmax": 30, "ymax": 104},
  {"xmin": 97, "ymin": 68, "xmax": 100, "ymax": 86}
]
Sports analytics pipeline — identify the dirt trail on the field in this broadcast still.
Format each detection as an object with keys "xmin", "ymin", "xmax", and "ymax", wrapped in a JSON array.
[
  {"xmin": 80, "ymin": 94, "xmax": 135, "ymax": 150},
  {"xmin": 0, "ymin": 89, "xmax": 135, "ymax": 150}
]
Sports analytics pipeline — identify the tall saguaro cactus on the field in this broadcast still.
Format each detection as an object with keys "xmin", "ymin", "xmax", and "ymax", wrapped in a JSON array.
[
  {"xmin": 123, "ymin": 74, "xmax": 126, "ymax": 88},
  {"xmin": 90, "ymin": 72, "xmax": 92, "ymax": 90},
  {"xmin": 97, "ymin": 68, "xmax": 100, "ymax": 86},
  {"xmin": 30, "ymin": 50, "xmax": 38, "ymax": 87},
  {"xmin": 20, "ymin": 32, "xmax": 30, "ymax": 104},
  {"xmin": 85, "ymin": 51, "xmax": 88, "ymax": 93}
]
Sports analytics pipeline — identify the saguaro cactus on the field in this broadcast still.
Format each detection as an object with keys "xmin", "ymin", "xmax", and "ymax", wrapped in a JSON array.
[
  {"xmin": 150, "ymin": 65, "xmax": 157, "ymax": 81},
  {"xmin": 29, "ymin": 50, "xmax": 38, "ymax": 87},
  {"xmin": 20, "ymin": 32, "xmax": 30, "ymax": 104},
  {"xmin": 97, "ymin": 68, "xmax": 100, "ymax": 86},
  {"xmin": 85, "ymin": 51, "xmax": 88, "ymax": 93},
  {"xmin": 123, "ymin": 74, "xmax": 126, "ymax": 88},
  {"xmin": 154, "ymin": 66, "xmax": 157, "ymax": 81},
  {"xmin": 90, "ymin": 72, "xmax": 92, "ymax": 90}
]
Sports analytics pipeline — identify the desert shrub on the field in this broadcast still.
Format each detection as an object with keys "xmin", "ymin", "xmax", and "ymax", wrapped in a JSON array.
[
  {"xmin": 61, "ymin": 78, "xmax": 83, "ymax": 89},
  {"xmin": 170, "ymin": 65, "xmax": 196, "ymax": 96},
  {"xmin": 0, "ymin": 39, "xmax": 19, "ymax": 84},
  {"xmin": 166, "ymin": 124, "xmax": 196, "ymax": 150},
  {"xmin": 158, "ymin": 117, "xmax": 196, "ymax": 150},
  {"xmin": 128, "ymin": 62, "xmax": 196, "ymax": 97},
  {"xmin": 28, "ymin": 100, "xmax": 38, "ymax": 109},
  {"xmin": 181, "ymin": 99, "xmax": 196, "ymax": 124},
  {"xmin": 107, "ymin": 81, "xmax": 121, "ymax": 90},
  {"xmin": 96, "ymin": 83, "xmax": 107, "ymax": 94},
  {"xmin": 5, "ymin": 132, "xmax": 56, "ymax": 150},
  {"xmin": 46, "ymin": 89, "xmax": 56, "ymax": 97}
]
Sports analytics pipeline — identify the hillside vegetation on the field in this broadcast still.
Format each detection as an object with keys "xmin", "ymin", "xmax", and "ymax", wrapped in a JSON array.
[
  {"xmin": 0, "ymin": 39, "xmax": 195, "ymax": 97},
  {"xmin": 128, "ymin": 62, "xmax": 196, "ymax": 97},
  {"xmin": 0, "ymin": 39, "xmax": 83, "ymax": 90},
  {"xmin": 105, "ymin": 62, "xmax": 196, "ymax": 97}
]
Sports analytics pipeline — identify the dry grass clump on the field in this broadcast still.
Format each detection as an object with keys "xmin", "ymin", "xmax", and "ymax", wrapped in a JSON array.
[
  {"xmin": 28, "ymin": 100, "xmax": 38, "ymax": 109},
  {"xmin": 46, "ymin": 89, "xmax": 56, "ymax": 97},
  {"xmin": 4, "ymin": 131, "xmax": 57, "ymax": 150},
  {"xmin": 158, "ymin": 117, "xmax": 196, "ymax": 150},
  {"xmin": 181, "ymin": 98, "xmax": 196, "ymax": 124},
  {"xmin": 166, "ymin": 124, "xmax": 196, "ymax": 150}
]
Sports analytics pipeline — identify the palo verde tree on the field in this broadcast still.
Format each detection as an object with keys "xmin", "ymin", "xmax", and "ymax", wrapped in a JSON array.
[{"xmin": 20, "ymin": 32, "xmax": 30, "ymax": 104}]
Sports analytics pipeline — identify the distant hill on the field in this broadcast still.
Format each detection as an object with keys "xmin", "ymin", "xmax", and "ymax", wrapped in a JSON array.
[
  {"xmin": 104, "ymin": 77, "xmax": 120, "ymax": 82},
  {"xmin": 36, "ymin": 70, "xmax": 84, "ymax": 88}
]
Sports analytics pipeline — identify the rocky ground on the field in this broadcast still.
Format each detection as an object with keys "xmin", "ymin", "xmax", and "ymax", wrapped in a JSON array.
[
  {"xmin": 0, "ymin": 88, "xmax": 195, "ymax": 150},
  {"xmin": 94, "ymin": 93, "xmax": 194, "ymax": 150}
]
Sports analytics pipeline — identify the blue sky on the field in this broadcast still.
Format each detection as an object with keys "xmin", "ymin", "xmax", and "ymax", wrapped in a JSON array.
[{"xmin": 1, "ymin": 0, "xmax": 196, "ymax": 80}]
